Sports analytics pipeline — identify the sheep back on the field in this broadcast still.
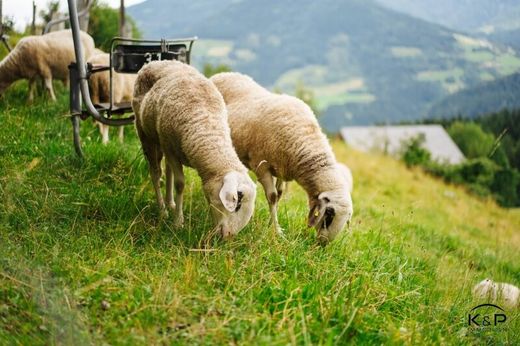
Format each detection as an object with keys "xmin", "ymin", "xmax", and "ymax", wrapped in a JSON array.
[
  {"xmin": 133, "ymin": 61, "xmax": 245, "ymax": 181},
  {"xmin": 211, "ymin": 72, "xmax": 340, "ymax": 193}
]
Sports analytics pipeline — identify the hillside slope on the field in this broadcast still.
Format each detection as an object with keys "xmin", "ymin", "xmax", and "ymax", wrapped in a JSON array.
[
  {"xmin": 0, "ymin": 85, "xmax": 519, "ymax": 344},
  {"xmin": 129, "ymin": 0, "xmax": 520, "ymax": 128},
  {"xmin": 428, "ymin": 72, "xmax": 520, "ymax": 118},
  {"xmin": 375, "ymin": 0, "xmax": 520, "ymax": 32}
]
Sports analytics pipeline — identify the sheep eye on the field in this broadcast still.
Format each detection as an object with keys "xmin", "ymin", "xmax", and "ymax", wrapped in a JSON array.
[{"xmin": 235, "ymin": 191, "xmax": 244, "ymax": 212}]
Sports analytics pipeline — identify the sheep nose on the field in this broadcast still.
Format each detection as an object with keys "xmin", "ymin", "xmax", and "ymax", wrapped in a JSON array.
[
  {"xmin": 220, "ymin": 224, "xmax": 233, "ymax": 240},
  {"xmin": 317, "ymin": 233, "xmax": 330, "ymax": 246}
]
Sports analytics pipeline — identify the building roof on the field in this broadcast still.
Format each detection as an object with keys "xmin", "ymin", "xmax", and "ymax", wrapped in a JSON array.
[{"xmin": 340, "ymin": 125, "xmax": 465, "ymax": 164}]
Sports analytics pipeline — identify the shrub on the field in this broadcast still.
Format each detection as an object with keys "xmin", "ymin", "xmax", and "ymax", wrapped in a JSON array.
[
  {"xmin": 491, "ymin": 168, "xmax": 520, "ymax": 207},
  {"xmin": 202, "ymin": 63, "xmax": 232, "ymax": 78},
  {"xmin": 447, "ymin": 121, "xmax": 495, "ymax": 159},
  {"xmin": 89, "ymin": 1, "xmax": 141, "ymax": 51},
  {"xmin": 401, "ymin": 134, "xmax": 431, "ymax": 167}
]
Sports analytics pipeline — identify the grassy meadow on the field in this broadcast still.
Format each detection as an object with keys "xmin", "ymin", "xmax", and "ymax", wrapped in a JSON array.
[{"xmin": 0, "ymin": 82, "xmax": 519, "ymax": 345}]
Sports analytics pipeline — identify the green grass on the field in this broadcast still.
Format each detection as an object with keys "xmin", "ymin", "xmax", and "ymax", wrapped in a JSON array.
[
  {"xmin": 390, "ymin": 47, "xmax": 423, "ymax": 58},
  {"xmin": 416, "ymin": 68, "xmax": 465, "ymax": 93},
  {"xmin": 1, "ymin": 84, "xmax": 520, "ymax": 345}
]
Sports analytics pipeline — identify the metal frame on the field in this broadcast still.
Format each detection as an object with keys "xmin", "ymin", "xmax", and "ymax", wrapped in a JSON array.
[
  {"xmin": 106, "ymin": 36, "xmax": 195, "ymax": 114},
  {"xmin": 66, "ymin": 0, "xmax": 196, "ymax": 157}
]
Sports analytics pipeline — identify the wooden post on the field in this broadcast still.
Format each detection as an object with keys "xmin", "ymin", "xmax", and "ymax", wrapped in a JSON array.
[
  {"xmin": 119, "ymin": 0, "xmax": 126, "ymax": 37},
  {"xmin": 31, "ymin": 1, "xmax": 36, "ymax": 34},
  {"xmin": 0, "ymin": 0, "xmax": 3, "ymax": 35},
  {"xmin": 77, "ymin": 0, "xmax": 90, "ymax": 31}
]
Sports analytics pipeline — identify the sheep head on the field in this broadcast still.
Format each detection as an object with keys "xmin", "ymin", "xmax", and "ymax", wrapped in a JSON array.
[
  {"xmin": 205, "ymin": 171, "xmax": 257, "ymax": 239},
  {"xmin": 308, "ymin": 188, "xmax": 353, "ymax": 245}
]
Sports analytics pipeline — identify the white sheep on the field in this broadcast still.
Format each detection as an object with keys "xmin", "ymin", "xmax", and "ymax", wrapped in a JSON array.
[
  {"xmin": 0, "ymin": 29, "xmax": 95, "ymax": 101},
  {"xmin": 132, "ymin": 60, "xmax": 257, "ymax": 237},
  {"xmin": 87, "ymin": 52, "xmax": 137, "ymax": 144},
  {"xmin": 210, "ymin": 72, "xmax": 353, "ymax": 244},
  {"xmin": 337, "ymin": 162, "xmax": 354, "ymax": 193},
  {"xmin": 473, "ymin": 278, "xmax": 519, "ymax": 309}
]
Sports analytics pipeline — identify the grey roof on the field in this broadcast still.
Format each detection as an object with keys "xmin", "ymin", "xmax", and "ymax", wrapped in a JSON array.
[{"xmin": 340, "ymin": 125, "xmax": 465, "ymax": 164}]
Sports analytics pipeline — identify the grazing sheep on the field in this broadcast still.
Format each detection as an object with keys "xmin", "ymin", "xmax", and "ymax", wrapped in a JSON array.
[
  {"xmin": 337, "ymin": 162, "xmax": 354, "ymax": 193},
  {"xmin": 210, "ymin": 72, "xmax": 353, "ymax": 244},
  {"xmin": 0, "ymin": 29, "xmax": 95, "ymax": 101},
  {"xmin": 272, "ymin": 150, "xmax": 353, "ymax": 204},
  {"xmin": 473, "ymin": 279, "xmax": 519, "ymax": 309},
  {"xmin": 132, "ymin": 60, "xmax": 257, "ymax": 237},
  {"xmin": 87, "ymin": 52, "xmax": 137, "ymax": 144}
]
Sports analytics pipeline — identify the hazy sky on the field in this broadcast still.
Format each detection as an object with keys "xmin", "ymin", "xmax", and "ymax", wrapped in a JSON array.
[{"xmin": 4, "ymin": 0, "xmax": 146, "ymax": 31}]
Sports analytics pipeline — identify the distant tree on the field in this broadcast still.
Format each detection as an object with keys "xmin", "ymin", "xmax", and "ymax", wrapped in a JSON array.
[
  {"xmin": 39, "ymin": 1, "xmax": 60, "ymax": 27},
  {"xmin": 401, "ymin": 134, "xmax": 431, "ymax": 167},
  {"xmin": 1, "ymin": 16, "xmax": 14, "ymax": 34},
  {"xmin": 89, "ymin": 1, "xmax": 141, "ymax": 51},
  {"xmin": 447, "ymin": 122, "xmax": 495, "ymax": 159},
  {"xmin": 202, "ymin": 63, "xmax": 231, "ymax": 78},
  {"xmin": 477, "ymin": 109, "xmax": 520, "ymax": 170}
]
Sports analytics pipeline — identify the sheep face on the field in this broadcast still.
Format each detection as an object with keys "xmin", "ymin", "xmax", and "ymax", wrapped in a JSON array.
[
  {"xmin": 205, "ymin": 171, "xmax": 257, "ymax": 239},
  {"xmin": 308, "ymin": 189, "xmax": 353, "ymax": 245}
]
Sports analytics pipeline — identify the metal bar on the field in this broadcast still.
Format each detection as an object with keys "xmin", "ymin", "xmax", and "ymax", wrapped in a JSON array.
[
  {"xmin": 67, "ymin": 0, "xmax": 134, "ymax": 126},
  {"xmin": 69, "ymin": 63, "xmax": 83, "ymax": 157},
  {"xmin": 110, "ymin": 36, "xmax": 198, "ymax": 45}
]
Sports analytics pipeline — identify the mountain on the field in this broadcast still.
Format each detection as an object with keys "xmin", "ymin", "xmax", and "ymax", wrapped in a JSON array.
[
  {"xmin": 428, "ymin": 73, "xmax": 520, "ymax": 119},
  {"xmin": 375, "ymin": 0, "xmax": 520, "ymax": 33},
  {"xmin": 128, "ymin": 0, "xmax": 520, "ymax": 130},
  {"xmin": 490, "ymin": 28, "xmax": 520, "ymax": 50}
]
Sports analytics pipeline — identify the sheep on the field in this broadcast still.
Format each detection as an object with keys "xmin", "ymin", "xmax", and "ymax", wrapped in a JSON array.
[
  {"xmin": 473, "ymin": 279, "xmax": 519, "ymax": 309},
  {"xmin": 274, "ymin": 163, "xmax": 352, "ymax": 202},
  {"xmin": 87, "ymin": 52, "xmax": 137, "ymax": 144},
  {"xmin": 132, "ymin": 60, "xmax": 257, "ymax": 237},
  {"xmin": 0, "ymin": 29, "xmax": 95, "ymax": 101},
  {"xmin": 337, "ymin": 162, "xmax": 354, "ymax": 193},
  {"xmin": 210, "ymin": 72, "xmax": 353, "ymax": 244}
]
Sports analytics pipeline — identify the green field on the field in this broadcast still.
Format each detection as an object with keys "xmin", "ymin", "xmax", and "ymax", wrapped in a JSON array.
[{"xmin": 1, "ymin": 84, "xmax": 519, "ymax": 344}]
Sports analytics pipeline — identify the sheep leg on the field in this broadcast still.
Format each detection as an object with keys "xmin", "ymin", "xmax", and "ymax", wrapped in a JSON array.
[
  {"xmin": 98, "ymin": 123, "xmax": 110, "ymax": 144},
  {"xmin": 258, "ymin": 172, "xmax": 283, "ymax": 235},
  {"xmin": 171, "ymin": 158, "xmax": 185, "ymax": 227},
  {"xmin": 43, "ymin": 76, "xmax": 56, "ymax": 102},
  {"xmin": 275, "ymin": 178, "xmax": 287, "ymax": 201},
  {"xmin": 144, "ymin": 144, "xmax": 166, "ymax": 215},
  {"xmin": 165, "ymin": 162, "xmax": 175, "ymax": 211},
  {"xmin": 28, "ymin": 78, "xmax": 36, "ymax": 103},
  {"xmin": 118, "ymin": 126, "xmax": 124, "ymax": 143}
]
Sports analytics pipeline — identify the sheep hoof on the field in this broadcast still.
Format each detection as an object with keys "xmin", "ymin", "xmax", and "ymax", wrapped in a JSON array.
[
  {"xmin": 275, "ymin": 225, "xmax": 286, "ymax": 238},
  {"xmin": 167, "ymin": 202, "xmax": 176, "ymax": 212},
  {"xmin": 173, "ymin": 214, "xmax": 184, "ymax": 228}
]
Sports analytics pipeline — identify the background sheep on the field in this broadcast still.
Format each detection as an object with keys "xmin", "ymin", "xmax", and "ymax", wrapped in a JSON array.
[
  {"xmin": 87, "ymin": 52, "xmax": 137, "ymax": 144},
  {"xmin": 473, "ymin": 278, "xmax": 519, "ymax": 309},
  {"xmin": 132, "ymin": 60, "xmax": 256, "ymax": 237},
  {"xmin": 0, "ymin": 29, "xmax": 95, "ymax": 101},
  {"xmin": 211, "ymin": 72, "xmax": 353, "ymax": 244}
]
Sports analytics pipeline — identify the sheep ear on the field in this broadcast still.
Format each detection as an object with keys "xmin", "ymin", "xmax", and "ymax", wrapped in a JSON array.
[
  {"xmin": 219, "ymin": 172, "xmax": 239, "ymax": 212},
  {"xmin": 307, "ymin": 193, "xmax": 331, "ymax": 227}
]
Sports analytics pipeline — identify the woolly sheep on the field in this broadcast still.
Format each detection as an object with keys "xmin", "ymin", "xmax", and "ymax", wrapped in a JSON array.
[
  {"xmin": 132, "ymin": 60, "xmax": 257, "ymax": 237},
  {"xmin": 0, "ymin": 29, "xmax": 95, "ymax": 101},
  {"xmin": 473, "ymin": 278, "xmax": 519, "ymax": 309},
  {"xmin": 87, "ymin": 52, "xmax": 137, "ymax": 144},
  {"xmin": 337, "ymin": 162, "xmax": 354, "ymax": 193},
  {"xmin": 210, "ymin": 72, "xmax": 353, "ymax": 244}
]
